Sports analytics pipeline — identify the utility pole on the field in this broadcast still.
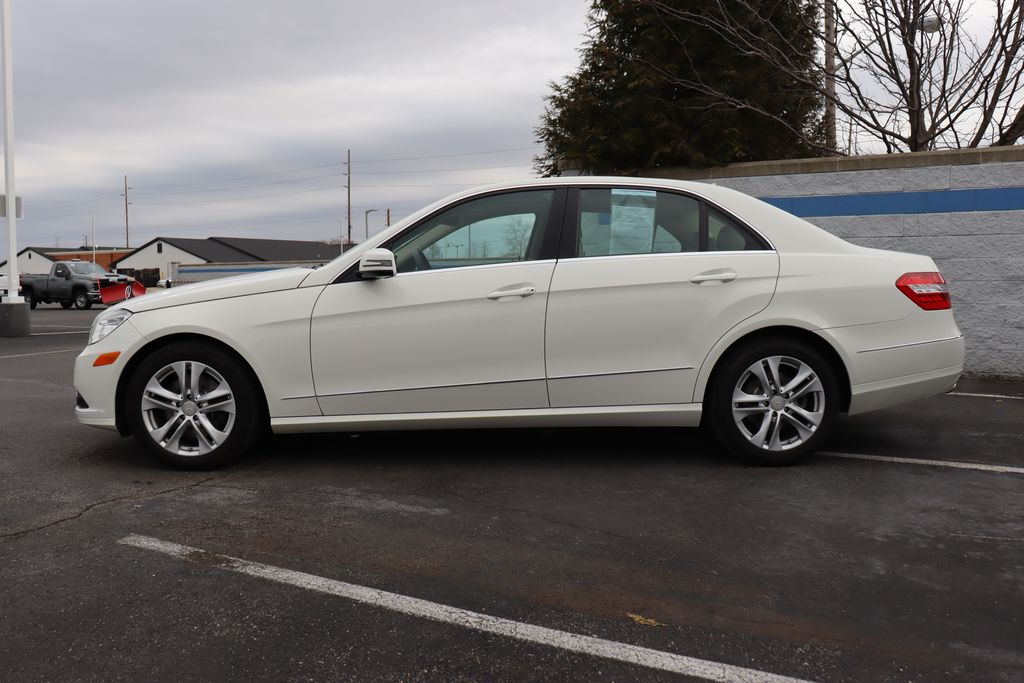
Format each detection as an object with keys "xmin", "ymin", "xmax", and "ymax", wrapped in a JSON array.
[
  {"xmin": 91, "ymin": 218, "xmax": 96, "ymax": 263},
  {"xmin": 337, "ymin": 220, "xmax": 344, "ymax": 254},
  {"xmin": 122, "ymin": 175, "xmax": 132, "ymax": 248},
  {"xmin": 344, "ymin": 149, "xmax": 352, "ymax": 246},
  {"xmin": 386, "ymin": 208, "xmax": 391, "ymax": 227}
]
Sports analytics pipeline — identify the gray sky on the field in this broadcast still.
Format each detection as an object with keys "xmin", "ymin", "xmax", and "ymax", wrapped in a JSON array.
[{"xmin": 1, "ymin": 0, "xmax": 590, "ymax": 262}]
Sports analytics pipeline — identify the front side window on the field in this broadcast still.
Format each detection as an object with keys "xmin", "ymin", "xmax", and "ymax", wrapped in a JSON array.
[
  {"xmin": 54, "ymin": 264, "xmax": 69, "ymax": 277},
  {"xmin": 576, "ymin": 188, "xmax": 765, "ymax": 256},
  {"xmin": 390, "ymin": 190, "xmax": 554, "ymax": 273}
]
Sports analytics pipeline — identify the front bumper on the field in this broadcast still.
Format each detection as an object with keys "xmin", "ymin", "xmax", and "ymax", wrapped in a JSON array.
[{"xmin": 73, "ymin": 319, "xmax": 148, "ymax": 432}]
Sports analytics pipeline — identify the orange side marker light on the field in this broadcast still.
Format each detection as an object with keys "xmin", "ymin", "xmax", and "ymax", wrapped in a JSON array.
[{"xmin": 93, "ymin": 352, "xmax": 121, "ymax": 367}]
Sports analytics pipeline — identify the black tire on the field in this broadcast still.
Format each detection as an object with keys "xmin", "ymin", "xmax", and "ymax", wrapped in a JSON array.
[
  {"xmin": 60, "ymin": 301, "xmax": 73, "ymax": 309},
  {"xmin": 26, "ymin": 291, "xmax": 36, "ymax": 309},
  {"xmin": 126, "ymin": 341, "xmax": 264, "ymax": 469},
  {"xmin": 708, "ymin": 336, "xmax": 839, "ymax": 466},
  {"xmin": 73, "ymin": 290, "xmax": 92, "ymax": 310}
]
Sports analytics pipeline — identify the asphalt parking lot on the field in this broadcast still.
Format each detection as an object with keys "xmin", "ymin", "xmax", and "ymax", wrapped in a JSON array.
[{"xmin": 2, "ymin": 306, "xmax": 1022, "ymax": 682}]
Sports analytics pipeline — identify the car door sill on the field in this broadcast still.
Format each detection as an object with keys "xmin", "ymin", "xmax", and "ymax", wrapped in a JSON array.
[{"xmin": 271, "ymin": 404, "xmax": 702, "ymax": 433}]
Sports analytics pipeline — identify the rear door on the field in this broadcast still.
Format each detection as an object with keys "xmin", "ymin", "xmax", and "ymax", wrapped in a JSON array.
[{"xmin": 544, "ymin": 186, "xmax": 780, "ymax": 408}]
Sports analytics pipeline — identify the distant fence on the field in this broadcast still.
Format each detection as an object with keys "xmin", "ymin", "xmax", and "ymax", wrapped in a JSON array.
[
  {"xmin": 643, "ymin": 147, "xmax": 1024, "ymax": 379},
  {"xmin": 170, "ymin": 260, "xmax": 327, "ymax": 285}
]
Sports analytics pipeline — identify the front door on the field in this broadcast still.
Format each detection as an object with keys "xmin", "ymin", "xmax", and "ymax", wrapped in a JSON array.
[{"xmin": 310, "ymin": 188, "xmax": 565, "ymax": 416}]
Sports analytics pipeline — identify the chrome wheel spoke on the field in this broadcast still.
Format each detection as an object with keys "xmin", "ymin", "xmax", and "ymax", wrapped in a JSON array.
[
  {"xmin": 780, "ymin": 362, "xmax": 814, "ymax": 395},
  {"xmin": 160, "ymin": 417, "xmax": 190, "ymax": 451},
  {"xmin": 790, "ymin": 375, "xmax": 824, "ymax": 401},
  {"xmin": 200, "ymin": 397, "xmax": 235, "ymax": 415},
  {"xmin": 781, "ymin": 404, "xmax": 821, "ymax": 440},
  {"xmin": 142, "ymin": 384, "xmax": 180, "ymax": 411},
  {"xmin": 195, "ymin": 414, "xmax": 229, "ymax": 451},
  {"xmin": 764, "ymin": 357, "xmax": 784, "ymax": 394},
  {"xmin": 198, "ymin": 384, "xmax": 231, "ymax": 404},
  {"xmin": 732, "ymin": 388, "xmax": 769, "ymax": 414},
  {"xmin": 748, "ymin": 361, "xmax": 773, "ymax": 395},
  {"xmin": 189, "ymin": 362, "xmax": 210, "ymax": 398}
]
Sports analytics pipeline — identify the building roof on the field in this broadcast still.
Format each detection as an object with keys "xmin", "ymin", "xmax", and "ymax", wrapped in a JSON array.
[
  {"xmin": 110, "ymin": 237, "xmax": 254, "ymax": 267},
  {"xmin": 209, "ymin": 236, "xmax": 338, "ymax": 261}
]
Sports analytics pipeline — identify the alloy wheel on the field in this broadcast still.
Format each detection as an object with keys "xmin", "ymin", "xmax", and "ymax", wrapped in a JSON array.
[
  {"xmin": 730, "ymin": 355, "xmax": 825, "ymax": 451},
  {"xmin": 140, "ymin": 360, "xmax": 236, "ymax": 456}
]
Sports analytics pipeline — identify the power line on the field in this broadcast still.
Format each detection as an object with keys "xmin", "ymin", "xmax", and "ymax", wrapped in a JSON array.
[
  {"xmin": 356, "ymin": 146, "xmax": 539, "ymax": 163},
  {"xmin": 131, "ymin": 146, "xmax": 540, "ymax": 190}
]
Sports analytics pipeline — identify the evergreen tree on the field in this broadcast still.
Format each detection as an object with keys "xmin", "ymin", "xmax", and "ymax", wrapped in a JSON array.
[{"xmin": 535, "ymin": 0, "xmax": 824, "ymax": 176}]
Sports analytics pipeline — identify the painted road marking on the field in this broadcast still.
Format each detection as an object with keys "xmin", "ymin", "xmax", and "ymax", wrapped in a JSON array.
[
  {"xmin": 118, "ymin": 534, "xmax": 814, "ymax": 683},
  {"xmin": 31, "ymin": 324, "xmax": 92, "ymax": 329},
  {"xmin": 822, "ymin": 451, "xmax": 1024, "ymax": 475},
  {"xmin": 32, "ymin": 331, "xmax": 88, "ymax": 336},
  {"xmin": 950, "ymin": 391, "xmax": 1024, "ymax": 401},
  {"xmin": 0, "ymin": 348, "xmax": 81, "ymax": 360}
]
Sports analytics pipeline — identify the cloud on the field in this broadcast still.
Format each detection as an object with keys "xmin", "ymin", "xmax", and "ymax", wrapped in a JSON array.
[{"xmin": 2, "ymin": 0, "xmax": 588, "ymax": 259}]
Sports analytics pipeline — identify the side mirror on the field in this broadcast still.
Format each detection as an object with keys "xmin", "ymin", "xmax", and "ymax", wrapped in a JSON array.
[
  {"xmin": 63, "ymin": 271, "xmax": 71, "ymax": 280},
  {"xmin": 358, "ymin": 248, "xmax": 397, "ymax": 280}
]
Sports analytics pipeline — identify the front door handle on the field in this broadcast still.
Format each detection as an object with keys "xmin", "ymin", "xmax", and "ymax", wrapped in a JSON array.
[
  {"xmin": 690, "ymin": 269, "xmax": 737, "ymax": 284},
  {"xmin": 486, "ymin": 285, "xmax": 537, "ymax": 300}
]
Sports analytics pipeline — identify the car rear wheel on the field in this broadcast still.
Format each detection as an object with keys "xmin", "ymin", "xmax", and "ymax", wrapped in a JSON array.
[
  {"xmin": 126, "ymin": 342, "xmax": 264, "ymax": 469},
  {"xmin": 26, "ymin": 291, "xmax": 36, "ymax": 309},
  {"xmin": 709, "ymin": 337, "xmax": 839, "ymax": 465}
]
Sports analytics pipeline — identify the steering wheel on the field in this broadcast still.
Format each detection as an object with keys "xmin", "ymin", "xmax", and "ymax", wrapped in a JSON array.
[{"xmin": 412, "ymin": 248, "xmax": 432, "ymax": 271}]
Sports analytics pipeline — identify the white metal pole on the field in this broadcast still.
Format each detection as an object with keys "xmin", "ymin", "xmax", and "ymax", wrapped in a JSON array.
[{"xmin": 1, "ymin": 0, "xmax": 21, "ymax": 303}]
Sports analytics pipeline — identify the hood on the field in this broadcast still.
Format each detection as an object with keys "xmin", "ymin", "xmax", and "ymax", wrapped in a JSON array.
[{"xmin": 122, "ymin": 267, "xmax": 313, "ymax": 313}]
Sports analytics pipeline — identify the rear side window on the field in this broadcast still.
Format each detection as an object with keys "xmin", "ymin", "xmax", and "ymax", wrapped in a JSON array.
[{"xmin": 576, "ymin": 188, "xmax": 766, "ymax": 257}]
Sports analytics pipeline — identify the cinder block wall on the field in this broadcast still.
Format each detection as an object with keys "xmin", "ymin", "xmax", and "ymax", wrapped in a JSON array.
[{"xmin": 647, "ymin": 147, "xmax": 1024, "ymax": 379}]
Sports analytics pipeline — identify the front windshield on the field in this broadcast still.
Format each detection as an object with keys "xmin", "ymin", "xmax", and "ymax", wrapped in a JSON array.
[{"xmin": 70, "ymin": 262, "xmax": 107, "ymax": 275}]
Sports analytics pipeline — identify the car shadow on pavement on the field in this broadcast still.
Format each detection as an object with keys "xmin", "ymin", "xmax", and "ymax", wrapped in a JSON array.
[{"xmin": 244, "ymin": 426, "xmax": 731, "ymax": 471}]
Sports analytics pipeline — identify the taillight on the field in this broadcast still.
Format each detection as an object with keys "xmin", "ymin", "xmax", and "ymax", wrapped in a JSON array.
[{"xmin": 896, "ymin": 272, "xmax": 951, "ymax": 310}]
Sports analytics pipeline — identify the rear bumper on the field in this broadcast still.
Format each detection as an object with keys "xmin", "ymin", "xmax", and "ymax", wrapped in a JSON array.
[{"xmin": 846, "ymin": 334, "xmax": 964, "ymax": 415}]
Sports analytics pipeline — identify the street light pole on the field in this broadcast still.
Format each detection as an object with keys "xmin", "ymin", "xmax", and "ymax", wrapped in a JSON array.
[
  {"xmin": 1, "ymin": 0, "xmax": 22, "ymax": 307},
  {"xmin": 364, "ymin": 208, "xmax": 378, "ymax": 242}
]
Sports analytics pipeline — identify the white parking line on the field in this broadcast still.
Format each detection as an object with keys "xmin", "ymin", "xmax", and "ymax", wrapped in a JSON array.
[
  {"xmin": 821, "ymin": 451, "xmax": 1024, "ymax": 475},
  {"xmin": 949, "ymin": 391, "xmax": 1024, "ymax": 401},
  {"xmin": 118, "ymin": 534, "xmax": 814, "ymax": 683},
  {"xmin": 0, "ymin": 348, "xmax": 81, "ymax": 360}
]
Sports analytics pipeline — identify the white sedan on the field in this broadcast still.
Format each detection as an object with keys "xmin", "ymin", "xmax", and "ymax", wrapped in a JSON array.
[{"xmin": 75, "ymin": 177, "xmax": 964, "ymax": 468}]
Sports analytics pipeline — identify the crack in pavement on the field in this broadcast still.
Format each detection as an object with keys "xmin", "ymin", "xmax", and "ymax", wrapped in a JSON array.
[{"xmin": 0, "ymin": 472, "xmax": 233, "ymax": 540}]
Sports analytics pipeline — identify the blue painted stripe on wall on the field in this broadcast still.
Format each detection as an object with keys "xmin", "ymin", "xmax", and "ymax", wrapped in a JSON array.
[{"xmin": 761, "ymin": 186, "xmax": 1024, "ymax": 217}]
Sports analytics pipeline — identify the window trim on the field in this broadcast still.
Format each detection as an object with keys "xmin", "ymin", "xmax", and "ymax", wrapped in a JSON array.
[
  {"xmin": 333, "ymin": 187, "xmax": 568, "ymax": 284},
  {"xmin": 564, "ymin": 186, "xmax": 774, "ymax": 259}
]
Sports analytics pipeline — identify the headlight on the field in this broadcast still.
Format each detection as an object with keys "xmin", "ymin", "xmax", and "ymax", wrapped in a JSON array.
[{"xmin": 88, "ymin": 308, "xmax": 132, "ymax": 345}]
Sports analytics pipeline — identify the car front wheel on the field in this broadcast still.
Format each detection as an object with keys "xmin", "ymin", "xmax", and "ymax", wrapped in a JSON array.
[
  {"xmin": 73, "ymin": 290, "xmax": 92, "ymax": 310},
  {"xmin": 709, "ymin": 337, "xmax": 839, "ymax": 465},
  {"xmin": 126, "ymin": 342, "xmax": 264, "ymax": 469}
]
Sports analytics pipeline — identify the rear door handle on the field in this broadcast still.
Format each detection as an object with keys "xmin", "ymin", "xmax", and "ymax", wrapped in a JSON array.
[
  {"xmin": 486, "ymin": 285, "xmax": 537, "ymax": 300},
  {"xmin": 690, "ymin": 269, "xmax": 737, "ymax": 284}
]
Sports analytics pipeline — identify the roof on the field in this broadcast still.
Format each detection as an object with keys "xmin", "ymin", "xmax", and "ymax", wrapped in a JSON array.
[
  {"xmin": 111, "ymin": 237, "xmax": 253, "ymax": 267},
  {"xmin": 209, "ymin": 236, "xmax": 338, "ymax": 261}
]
